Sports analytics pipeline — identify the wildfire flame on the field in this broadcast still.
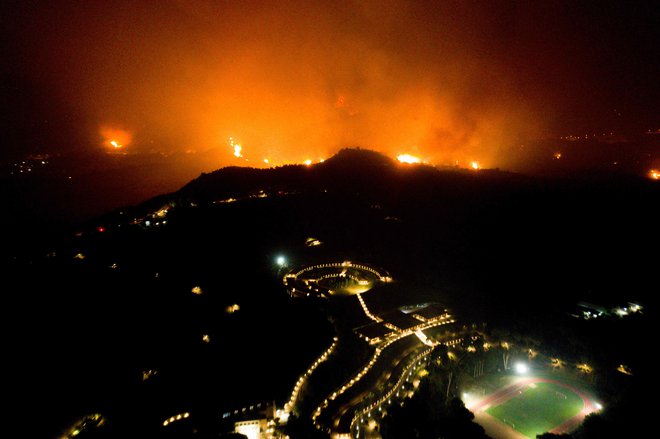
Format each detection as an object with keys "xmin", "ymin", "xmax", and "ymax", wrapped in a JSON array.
[
  {"xmin": 471, "ymin": 161, "xmax": 481, "ymax": 170},
  {"xmin": 397, "ymin": 154, "xmax": 421, "ymax": 164},
  {"xmin": 649, "ymin": 169, "xmax": 659, "ymax": 180},
  {"xmin": 100, "ymin": 126, "xmax": 132, "ymax": 151},
  {"xmin": 228, "ymin": 137, "xmax": 243, "ymax": 158}
]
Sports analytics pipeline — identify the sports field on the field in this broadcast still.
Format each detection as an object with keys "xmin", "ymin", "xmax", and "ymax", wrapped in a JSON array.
[{"xmin": 485, "ymin": 382, "xmax": 584, "ymax": 438}]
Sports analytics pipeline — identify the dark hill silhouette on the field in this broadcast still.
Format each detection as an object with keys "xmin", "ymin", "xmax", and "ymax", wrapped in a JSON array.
[
  {"xmin": 174, "ymin": 148, "xmax": 529, "ymax": 204},
  {"xmin": 319, "ymin": 147, "xmax": 395, "ymax": 168}
]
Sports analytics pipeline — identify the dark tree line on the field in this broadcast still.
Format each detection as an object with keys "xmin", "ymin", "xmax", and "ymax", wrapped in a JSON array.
[{"xmin": 380, "ymin": 348, "xmax": 489, "ymax": 439}]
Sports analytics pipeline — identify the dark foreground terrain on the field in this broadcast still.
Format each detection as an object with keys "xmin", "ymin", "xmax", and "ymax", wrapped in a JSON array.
[{"xmin": 5, "ymin": 149, "xmax": 656, "ymax": 437}]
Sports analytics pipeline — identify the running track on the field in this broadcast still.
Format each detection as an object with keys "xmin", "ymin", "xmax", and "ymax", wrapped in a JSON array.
[{"xmin": 468, "ymin": 377, "xmax": 597, "ymax": 437}]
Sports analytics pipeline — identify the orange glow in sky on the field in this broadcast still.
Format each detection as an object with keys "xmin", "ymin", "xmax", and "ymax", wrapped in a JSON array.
[
  {"xmin": 1, "ymin": 2, "xmax": 656, "ymax": 179},
  {"xmin": 36, "ymin": 3, "xmax": 551, "ymax": 173}
]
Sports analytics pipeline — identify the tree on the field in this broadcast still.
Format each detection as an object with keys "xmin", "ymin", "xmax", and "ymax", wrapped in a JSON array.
[{"xmin": 380, "ymin": 368, "xmax": 489, "ymax": 439}]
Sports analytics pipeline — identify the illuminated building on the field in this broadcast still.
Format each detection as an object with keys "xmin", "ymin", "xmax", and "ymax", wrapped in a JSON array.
[{"xmin": 234, "ymin": 419, "xmax": 268, "ymax": 439}]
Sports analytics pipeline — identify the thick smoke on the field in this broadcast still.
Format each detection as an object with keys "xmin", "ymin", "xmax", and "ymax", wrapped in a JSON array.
[{"xmin": 2, "ymin": 1, "xmax": 657, "ymax": 170}]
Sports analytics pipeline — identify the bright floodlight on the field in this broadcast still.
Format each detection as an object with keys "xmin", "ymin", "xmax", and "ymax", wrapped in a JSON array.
[
  {"xmin": 595, "ymin": 402, "xmax": 603, "ymax": 410},
  {"xmin": 276, "ymin": 256, "xmax": 287, "ymax": 266},
  {"xmin": 515, "ymin": 362, "xmax": 529, "ymax": 374}
]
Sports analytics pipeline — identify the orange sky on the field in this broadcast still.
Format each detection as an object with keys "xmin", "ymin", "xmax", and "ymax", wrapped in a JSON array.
[{"xmin": 2, "ymin": 1, "xmax": 658, "ymax": 172}]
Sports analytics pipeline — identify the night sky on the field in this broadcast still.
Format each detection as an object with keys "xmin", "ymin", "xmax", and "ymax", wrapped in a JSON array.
[{"xmin": 1, "ymin": 1, "xmax": 658, "ymax": 170}]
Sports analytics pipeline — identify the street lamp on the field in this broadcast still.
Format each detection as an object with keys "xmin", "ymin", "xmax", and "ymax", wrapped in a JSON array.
[
  {"xmin": 514, "ymin": 362, "xmax": 529, "ymax": 374},
  {"xmin": 276, "ymin": 255, "xmax": 287, "ymax": 267}
]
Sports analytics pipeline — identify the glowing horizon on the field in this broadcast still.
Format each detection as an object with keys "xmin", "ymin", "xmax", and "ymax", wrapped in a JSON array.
[{"xmin": 4, "ymin": 2, "xmax": 651, "ymax": 178}]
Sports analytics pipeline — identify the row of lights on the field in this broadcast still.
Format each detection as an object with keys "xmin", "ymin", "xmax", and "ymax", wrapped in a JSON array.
[
  {"xmin": 162, "ymin": 412, "xmax": 190, "ymax": 427},
  {"xmin": 311, "ymin": 344, "xmax": 386, "ymax": 428},
  {"xmin": 502, "ymin": 341, "xmax": 633, "ymax": 377},
  {"xmin": 291, "ymin": 261, "xmax": 389, "ymax": 282},
  {"xmin": 356, "ymin": 293, "xmax": 381, "ymax": 322},
  {"xmin": 284, "ymin": 261, "xmax": 392, "ymax": 299},
  {"xmin": 350, "ymin": 347, "xmax": 434, "ymax": 434},
  {"xmin": 312, "ymin": 318, "xmax": 461, "ymax": 431},
  {"xmin": 283, "ymin": 337, "xmax": 339, "ymax": 414},
  {"xmin": 364, "ymin": 316, "xmax": 455, "ymax": 346},
  {"xmin": 347, "ymin": 337, "xmax": 467, "ymax": 437},
  {"xmin": 222, "ymin": 401, "xmax": 270, "ymax": 419}
]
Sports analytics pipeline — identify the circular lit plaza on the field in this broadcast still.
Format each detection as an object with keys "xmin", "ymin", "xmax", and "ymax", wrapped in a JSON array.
[{"xmin": 283, "ymin": 261, "xmax": 392, "ymax": 298}]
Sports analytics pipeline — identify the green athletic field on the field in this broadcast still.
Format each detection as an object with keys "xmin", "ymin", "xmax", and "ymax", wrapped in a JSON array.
[{"xmin": 486, "ymin": 382, "xmax": 584, "ymax": 438}]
